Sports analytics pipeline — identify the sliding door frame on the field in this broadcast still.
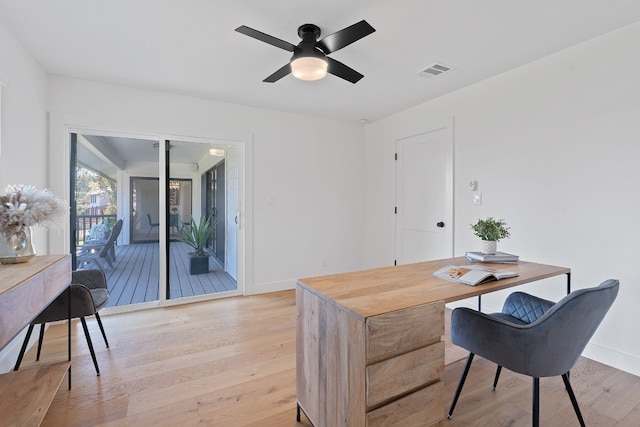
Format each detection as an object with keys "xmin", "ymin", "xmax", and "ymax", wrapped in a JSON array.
[{"xmin": 48, "ymin": 113, "xmax": 254, "ymax": 313}]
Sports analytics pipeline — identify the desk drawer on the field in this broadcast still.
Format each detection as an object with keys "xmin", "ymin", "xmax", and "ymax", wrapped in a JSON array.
[
  {"xmin": 366, "ymin": 301, "xmax": 444, "ymax": 362},
  {"xmin": 366, "ymin": 380, "xmax": 443, "ymax": 427},
  {"xmin": 0, "ymin": 273, "xmax": 44, "ymax": 347},
  {"xmin": 366, "ymin": 341, "xmax": 444, "ymax": 408},
  {"xmin": 44, "ymin": 255, "xmax": 71, "ymax": 303}
]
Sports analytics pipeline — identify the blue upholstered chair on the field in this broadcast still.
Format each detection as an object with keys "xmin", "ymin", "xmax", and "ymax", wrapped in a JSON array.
[{"xmin": 447, "ymin": 279, "xmax": 619, "ymax": 427}]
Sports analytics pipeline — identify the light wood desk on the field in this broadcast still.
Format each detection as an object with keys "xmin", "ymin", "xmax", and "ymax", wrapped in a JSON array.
[
  {"xmin": 0, "ymin": 255, "xmax": 72, "ymax": 426},
  {"xmin": 296, "ymin": 257, "xmax": 570, "ymax": 427}
]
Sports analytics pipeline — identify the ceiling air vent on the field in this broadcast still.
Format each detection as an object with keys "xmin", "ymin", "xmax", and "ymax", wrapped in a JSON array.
[{"xmin": 417, "ymin": 63, "xmax": 454, "ymax": 79}]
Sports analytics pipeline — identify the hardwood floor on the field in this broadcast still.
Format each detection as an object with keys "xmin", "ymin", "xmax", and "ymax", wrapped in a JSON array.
[{"xmin": 21, "ymin": 291, "xmax": 640, "ymax": 426}]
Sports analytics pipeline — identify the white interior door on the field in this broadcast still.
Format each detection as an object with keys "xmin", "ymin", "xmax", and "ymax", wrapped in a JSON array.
[{"xmin": 395, "ymin": 121, "xmax": 454, "ymax": 264}]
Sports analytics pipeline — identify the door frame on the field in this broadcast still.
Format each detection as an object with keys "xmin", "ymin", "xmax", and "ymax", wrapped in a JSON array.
[
  {"xmin": 394, "ymin": 118, "xmax": 455, "ymax": 263},
  {"xmin": 48, "ymin": 112, "xmax": 254, "ymax": 311},
  {"xmin": 203, "ymin": 160, "xmax": 226, "ymax": 265}
]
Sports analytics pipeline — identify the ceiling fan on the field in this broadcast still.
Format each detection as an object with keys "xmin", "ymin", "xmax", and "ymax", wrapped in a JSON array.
[{"xmin": 235, "ymin": 20, "xmax": 375, "ymax": 84}]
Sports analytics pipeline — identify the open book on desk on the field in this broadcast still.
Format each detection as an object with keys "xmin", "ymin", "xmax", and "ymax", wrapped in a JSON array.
[{"xmin": 433, "ymin": 265, "xmax": 519, "ymax": 286}]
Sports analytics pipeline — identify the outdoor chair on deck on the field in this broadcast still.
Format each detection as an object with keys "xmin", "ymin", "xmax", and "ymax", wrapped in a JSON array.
[
  {"xmin": 77, "ymin": 219, "xmax": 122, "ymax": 270},
  {"xmin": 14, "ymin": 269, "xmax": 110, "ymax": 376},
  {"xmin": 147, "ymin": 213, "xmax": 159, "ymax": 237},
  {"xmin": 447, "ymin": 279, "xmax": 619, "ymax": 427}
]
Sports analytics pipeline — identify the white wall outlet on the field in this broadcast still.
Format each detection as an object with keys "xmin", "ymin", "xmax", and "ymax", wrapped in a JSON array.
[{"xmin": 473, "ymin": 192, "xmax": 482, "ymax": 205}]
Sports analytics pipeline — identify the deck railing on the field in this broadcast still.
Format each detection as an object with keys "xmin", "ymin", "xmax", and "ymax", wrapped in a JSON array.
[{"xmin": 76, "ymin": 214, "xmax": 118, "ymax": 244}]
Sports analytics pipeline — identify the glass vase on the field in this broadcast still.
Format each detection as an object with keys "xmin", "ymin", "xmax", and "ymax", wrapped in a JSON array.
[{"xmin": 0, "ymin": 226, "xmax": 36, "ymax": 264}]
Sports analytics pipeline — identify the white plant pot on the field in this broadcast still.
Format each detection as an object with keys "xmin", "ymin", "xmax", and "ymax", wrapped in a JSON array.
[{"xmin": 481, "ymin": 240, "xmax": 497, "ymax": 255}]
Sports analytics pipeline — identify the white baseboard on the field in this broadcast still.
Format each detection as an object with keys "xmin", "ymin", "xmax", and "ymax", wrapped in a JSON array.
[
  {"xmin": 583, "ymin": 342, "xmax": 640, "ymax": 377},
  {"xmin": 248, "ymin": 279, "xmax": 296, "ymax": 295}
]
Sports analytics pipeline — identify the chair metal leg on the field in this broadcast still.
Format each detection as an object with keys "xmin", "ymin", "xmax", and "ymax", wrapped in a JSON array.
[
  {"xmin": 95, "ymin": 312, "xmax": 109, "ymax": 347},
  {"xmin": 562, "ymin": 373, "xmax": 586, "ymax": 427},
  {"xmin": 36, "ymin": 323, "xmax": 46, "ymax": 361},
  {"xmin": 296, "ymin": 403, "xmax": 314, "ymax": 426},
  {"xmin": 14, "ymin": 324, "xmax": 35, "ymax": 371},
  {"xmin": 533, "ymin": 377, "xmax": 540, "ymax": 427},
  {"xmin": 448, "ymin": 352, "xmax": 475, "ymax": 419},
  {"xmin": 492, "ymin": 365, "xmax": 502, "ymax": 390},
  {"xmin": 80, "ymin": 317, "xmax": 101, "ymax": 376}
]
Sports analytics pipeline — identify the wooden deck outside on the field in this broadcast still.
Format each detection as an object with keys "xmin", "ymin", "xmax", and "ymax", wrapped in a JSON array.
[{"xmin": 100, "ymin": 242, "xmax": 236, "ymax": 307}]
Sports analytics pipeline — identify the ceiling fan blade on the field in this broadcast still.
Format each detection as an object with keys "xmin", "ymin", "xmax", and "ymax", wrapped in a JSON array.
[
  {"xmin": 326, "ymin": 57, "xmax": 364, "ymax": 84},
  {"xmin": 263, "ymin": 63, "xmax": 292, "ymax": 83},
  {"xmin": 316, "ymin": 20, "xmax": 375, "ymax": 54},
  {"xmin": 235, "ymin": 25, "xmax": 296, "ymax": 52}
]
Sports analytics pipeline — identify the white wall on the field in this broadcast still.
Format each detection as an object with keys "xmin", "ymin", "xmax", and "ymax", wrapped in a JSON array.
[
  {"xmin": 364, "ymin": 22, "xmax": 640, "ymax": 375},
  {"xmin": 0, "ymin": 20, "xmax": 50, "ymax": 372},
  {"xmin": 47, "ymin": 76, "xmax": 365, "ymax": 295},
  {"xmin": 0, "ymin": 20, "xmax": 50, "ymax": 248}
]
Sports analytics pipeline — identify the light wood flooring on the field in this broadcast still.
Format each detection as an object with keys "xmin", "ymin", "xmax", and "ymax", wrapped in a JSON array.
[{"xmin": 20, "ymin": 290, "xmax": 640, "ymax": 426}]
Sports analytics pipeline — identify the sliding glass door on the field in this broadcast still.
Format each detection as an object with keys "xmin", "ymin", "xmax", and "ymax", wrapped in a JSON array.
[
  {"xmin": 72, "ymin": 133, "xmax": 161, "ymax": 307},
  {"xmin": 70, "ymin": 133, "xmax": 238, "ymax": 308},
  {"xmin": 166, "ymin": 140, "xmax": 237, "ymax": 299}
]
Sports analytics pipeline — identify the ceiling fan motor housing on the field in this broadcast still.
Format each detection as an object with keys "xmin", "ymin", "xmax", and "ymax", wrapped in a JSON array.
[
  {"xmin": 293, "ymin": 24, "xmax": 326, "ymax": 60},
  {"xmin": 235, "ymin": 20, "xmax": 375, "ymax": 83},
  {"xmin": 298, "ymin": 24, "xmax": 321, "ymax": 42}
]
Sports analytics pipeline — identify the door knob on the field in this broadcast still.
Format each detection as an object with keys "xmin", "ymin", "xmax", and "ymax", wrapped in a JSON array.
[{"xmin": 436, "ymin": 221, "xmax": 445, "ymax": 228}]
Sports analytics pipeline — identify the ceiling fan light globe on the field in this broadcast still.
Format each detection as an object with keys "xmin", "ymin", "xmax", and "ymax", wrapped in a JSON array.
[{"xmin": 291, "ymin": 57, "xmax": 328, "ymax": 81}]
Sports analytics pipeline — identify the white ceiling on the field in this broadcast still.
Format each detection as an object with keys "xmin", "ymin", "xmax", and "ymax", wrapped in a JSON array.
[
  {"xmin": 1, "ymin": 0, "xmax": 640, "ymax": 122},
  {"xmin": 88, "ymin": 136, "xmax": 214, "ymax": 165},
  {"xmin": 76, "ymin": 135, "xmax": 224, "ymax": 176}
]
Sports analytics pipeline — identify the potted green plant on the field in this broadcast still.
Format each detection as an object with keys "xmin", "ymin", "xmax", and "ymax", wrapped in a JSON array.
[
  {"xmin": 470, "ymin": 217, "xmax": 510, "ymax": 254},
  {"xmin": 178, "ymin": 215, "xmax": 215, "ymax": 274}
]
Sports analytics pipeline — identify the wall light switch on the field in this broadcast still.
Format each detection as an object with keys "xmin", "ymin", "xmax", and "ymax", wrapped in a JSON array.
[
  {"xmin": 267, "ymin": 194, "xmax": 276, "ymax": 206},
  {"xmin": 473, "ymin": 192, "xmax": 482, "ymax": 205}
]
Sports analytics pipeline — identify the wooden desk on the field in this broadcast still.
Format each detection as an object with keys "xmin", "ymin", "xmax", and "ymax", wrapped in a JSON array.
[
  {"xmin": 296, "ymin": 257, "xmax": 570, "ymax": 427},
  {"xmin": 0, "ymin": 254, "xmax": 72, "ymax": 426}
]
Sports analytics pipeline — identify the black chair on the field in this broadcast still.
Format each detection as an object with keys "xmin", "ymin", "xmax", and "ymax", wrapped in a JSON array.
[
  {"xmin": 146, "ymin": 213, "xmax": 159, "ymax": 237},
  {"xmin": 447, "ymin": 279, "xmax": 619, "ymax": 426},
  {"xmin": 77, "ymin": 219, "xmax": 123, "ymax": 269},
  {"xmin": 14, "ymin": 269, "xmax": 110, "ymax": 376}
]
